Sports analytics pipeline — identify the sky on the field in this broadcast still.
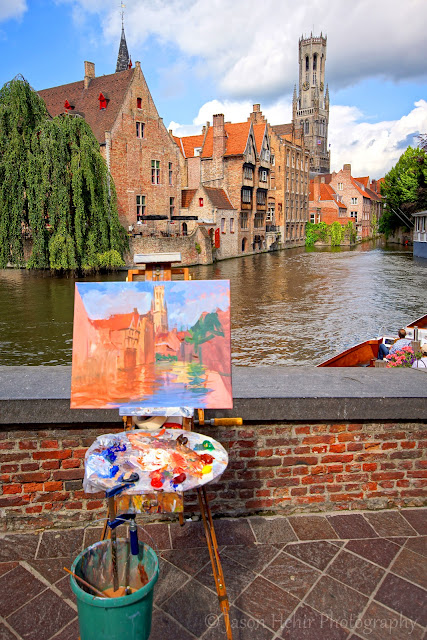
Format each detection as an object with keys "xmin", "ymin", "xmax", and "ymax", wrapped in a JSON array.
[{"xmin": 1, "ymin": 0, "xmax": 427, "ymax": 178}]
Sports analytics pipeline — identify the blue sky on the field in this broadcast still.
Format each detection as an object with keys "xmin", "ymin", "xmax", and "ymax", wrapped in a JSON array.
[{"xmin": 1, "ymin": 0, "xmax": 427, "ymax": 178}]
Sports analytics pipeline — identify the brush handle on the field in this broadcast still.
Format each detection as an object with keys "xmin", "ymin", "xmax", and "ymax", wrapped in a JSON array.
[{"xmin": 63, "ymin": 567, "xmax": 108, "ymax": 598}]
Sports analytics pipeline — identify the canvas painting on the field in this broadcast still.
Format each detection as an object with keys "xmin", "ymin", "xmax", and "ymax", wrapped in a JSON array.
[{"xmin": 71, "ymin": 280, "xmax": 232, "ymax": 409}]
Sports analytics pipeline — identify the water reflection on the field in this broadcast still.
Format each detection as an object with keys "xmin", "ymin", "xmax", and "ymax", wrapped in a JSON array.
[{"xmin": 0, "ymin": 243, "xmax": 425, "ymax": 366}]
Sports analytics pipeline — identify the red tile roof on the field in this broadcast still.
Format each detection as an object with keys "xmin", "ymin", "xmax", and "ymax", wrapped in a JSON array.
[
  {"xmin": 204, "ymin": 187, "xmax": 235, "ymax": 210},
  {"xmin": 91, "ymin": 309, "xmax": 140, "ymax": 331},
  {"xmin": 38, "ymin": 69, "xmax": 134, "ymax": 144},
  {"xmin": 201, "ymin": 121, "xmax": 251, "ymax": 158},
  {"xmin": 355, "ymin": 176, "xmax": 369, "ymax": 188},
  {"xmin": 181, "ymin": 190, "xmax": 197, "ymax": 208},
  {"xmin": 351, "ymin": 177, "xmax": 372, "ymax": 199},
  {"xmin": 253, "ymin": 123, "xmax": 267, "ymax": 154},
  {"xmin": 174, "ymin": 134, "xmax": 205, "ymax": 158}
]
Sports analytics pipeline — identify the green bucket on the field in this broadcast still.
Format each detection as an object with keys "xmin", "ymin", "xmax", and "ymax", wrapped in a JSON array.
[{"xmin": 70, "ymin": 538, "xmax": 159, "ymax": 640}]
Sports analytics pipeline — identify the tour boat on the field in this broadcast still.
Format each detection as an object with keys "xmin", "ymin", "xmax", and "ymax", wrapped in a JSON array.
[{"xmin": 318, "ymin": 313, "xmax": 427, "ymax": 367}]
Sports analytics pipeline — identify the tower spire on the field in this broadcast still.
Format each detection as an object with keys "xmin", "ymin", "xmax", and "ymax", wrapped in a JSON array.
[{"xmin": 116, "ymin": 3, "xmax": 130, "ymax": 72}]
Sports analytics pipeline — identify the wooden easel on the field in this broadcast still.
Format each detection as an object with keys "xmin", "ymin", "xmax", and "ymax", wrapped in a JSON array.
[{"xmin": 103, "ymin": 253, "xmax": 240, "ymax": 639}]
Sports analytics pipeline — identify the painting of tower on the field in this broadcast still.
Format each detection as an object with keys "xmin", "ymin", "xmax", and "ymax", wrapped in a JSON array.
[
  {"xmin": 152, "ymin": 285, "xmax": 168, "ymax": 334},
  {"xmin": 292, "ymin": 34, "xmax": 330, "ymax": 175}
]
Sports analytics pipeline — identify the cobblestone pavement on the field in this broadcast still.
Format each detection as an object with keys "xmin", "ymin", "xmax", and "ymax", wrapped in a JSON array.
[{"xmin": 0, "ymin": 508, "xmax": 426, "ymax": 640}]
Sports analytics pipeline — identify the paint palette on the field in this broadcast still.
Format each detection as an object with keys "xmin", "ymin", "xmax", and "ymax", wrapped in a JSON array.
[{"xmin": 83, "ymin": 429, "xmax": 228, "ymax": 496}]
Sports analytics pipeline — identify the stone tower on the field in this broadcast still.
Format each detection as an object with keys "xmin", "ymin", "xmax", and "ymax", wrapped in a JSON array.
[
  {"xmin": 292, "ymin": 34, "xmax": 330, "ymax": 175},
  {"xmin": 152, "ymin": 286, "xmax": 168, "ymax": 334}
]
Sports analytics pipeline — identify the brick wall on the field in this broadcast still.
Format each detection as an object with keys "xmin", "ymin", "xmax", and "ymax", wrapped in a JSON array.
[
  {"xmin": 128, "ymin": 226, "xmax": 212, "ymax": 266},
  {"xmin": 1, "ymin": 420, "xmax": 425, "ymax": 532}
]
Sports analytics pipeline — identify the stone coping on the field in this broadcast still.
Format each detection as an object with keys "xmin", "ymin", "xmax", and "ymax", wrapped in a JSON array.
[{"xmin": 0, "ymin": 365, "xmax": 426, "ymax": 424}]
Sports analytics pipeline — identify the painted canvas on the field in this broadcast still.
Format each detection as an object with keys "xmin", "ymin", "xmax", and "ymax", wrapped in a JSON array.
[{"xmin": 71, "ymin": 280, "xmax": 232, "ymax": 409}]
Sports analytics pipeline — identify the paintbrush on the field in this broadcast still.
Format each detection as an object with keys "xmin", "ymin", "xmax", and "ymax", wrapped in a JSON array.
[{"xmin": 63, "ymin": 567, "xmax": 110, "ymax": 598}]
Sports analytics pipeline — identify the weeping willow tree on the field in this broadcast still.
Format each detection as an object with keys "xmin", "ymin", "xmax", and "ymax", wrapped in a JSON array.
[{"xmin": 0, "ymin": 76, "xmax": 127, "ymax": 270}]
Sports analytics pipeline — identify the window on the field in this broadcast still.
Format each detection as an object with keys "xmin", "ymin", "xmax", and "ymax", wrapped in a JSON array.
[
  {"xmin": 136, "ymin": 121, "xmax": 144, "ymax": 138},
  {"xmin": 230, "ymin": 218, "xmax": 235, "ymax": 233},
  {"xmin": 305, "ymin": 55, "xmax": 309, "ymax": 71},
  {"xmin": 242, "ymin": 188, "xmax": 251, "ymax": 204},
  {"xmin": 286, "ymin": 151, "xmax": 290, "ymax": 166},
  {"xmin": 169, "ymin": 162, "xmax": 173, "ymax": 185},
  {"xmin": 151, "ymin": 160, "xmax": 160, "ymax": 184},
  {"xmin": 169, "ymin": 197, "xmax": 175, "ymax": 217},
  {"xmin": 243, "ymin": 165, "xmax": 253, "ymax": 180},
  {"xmin": 351, "ymin": 197, "xmax": 358, "ymax": 205},
  {"xmin": 194, "ymin": 147, "xmax": 202, "ymax": 156},
  {"xmin": 337, "ymin": 183, "xmax": 343, "ymax": 191},
  {"xmin": 137, "ymin": 97, "xmax": 142, "ymax": 109},
  {"xmin": 271, "ymin": 154, "xmax": 275, "ymax": 166},
  {"xmin": 221, "ymin": 218, "xmax": 226, "ymax": 233},
  {"xmin": 199, "ymin": 198, "xmax": 204, "ymax": 207},
  {"xmin": 267, "ymin": 202, "xmax": 275, "ymax": 221},
  {"xmin": 339, "ymin": 208, "xmax": 346, "ymax": 218},
  {"xmin": 260, "ymin": 168, "xmax": 268, "ymax": 182},
  {"xmin": 256, "ymin": 190, "xmax": 266, "ymax": 206},
  {"xmin": 305, "ymin": 120, "xmax": 309, "ymax": 135},
  {"xmin": 136, "ymin": 195, "xmax": 145, "ymax": 222},
  {"xmin": 351, "ymin": 211, "xmax": 358, "ymax": 222},
  {"xmin": 313, "ymin": 54, "xmax": 317, "ymax": 71},
  {"xmin": 240, "ymin": 212, "xmax": 248, "ymax": 229}
]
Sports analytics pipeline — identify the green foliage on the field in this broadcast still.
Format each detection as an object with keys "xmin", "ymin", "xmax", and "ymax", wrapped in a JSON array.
[
  {"xmin": 185, "ymin": 311, "xmax": 224, "ymax": 358},
  {"xmin": 305, "ymin": 221, "xmax": 355, "ymax": 247},
  {"xmin": 330, "ymin": 221, "xmax": 344, "ymax": 246},
  {"xmin": 0, "ymin": 76, "xmax": 127, "ymax": 270},
  {"xmin": 379, "ymin": 146, "xmax": 427, "ymax": 234},
  {"xmin": 195, "ymin": 242, "xmax": 202, "ymax": 254}
]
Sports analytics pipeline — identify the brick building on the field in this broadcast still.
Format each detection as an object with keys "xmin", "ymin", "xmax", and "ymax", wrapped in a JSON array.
[
  {"xmin": 38, "ymin": 31, "xmax": 181, "ymax": 233},
  {"xmin": 174, "ymin": 112, "xmax": 272, "ymax": 256},
  {"xmin": 309, "ymin": 165, "xmax": 383, "ymax": 239}
]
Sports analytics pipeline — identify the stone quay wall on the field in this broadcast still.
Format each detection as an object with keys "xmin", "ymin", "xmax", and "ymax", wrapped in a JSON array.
[{"xmin": 0, "ymin": 366, "xmax": 426, "ymax": 532}]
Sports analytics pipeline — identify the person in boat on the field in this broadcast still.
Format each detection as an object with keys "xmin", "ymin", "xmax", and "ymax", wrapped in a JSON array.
[
  {"xmin": 378, "ymin": 329, "xmax": 412, "ymax": 360},
  {"xmin": 412, "ymin": 343, "xmax": 427, "ymax": 368}
]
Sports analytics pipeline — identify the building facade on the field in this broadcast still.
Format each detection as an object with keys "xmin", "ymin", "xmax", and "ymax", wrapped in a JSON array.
[{"xmin": 292, "ymin": 34, "xmax": 330, "ymax": 175}]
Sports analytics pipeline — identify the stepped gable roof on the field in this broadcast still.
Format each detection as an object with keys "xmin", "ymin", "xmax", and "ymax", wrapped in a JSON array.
[
  {"xmin": 181, "ymin": 189, "xmax": 197, "ymax": 208},
  {"xmin": 253, "ymin": 123, "xmax": 267, "ymax": 154},
  {"xmin": 204, "ymin": 187, "xmax": 235, "ymax": 210},
  {"xmin": 174, "ymin": 134, "xmax": 204, "ymax": 158},
  {"xmin": 38, "ymin": 69, "xmax": 134, "ymax": 145},
  {"xmin": 355, "ymin": 176, "xmax": 369, "ymax": 188},
  {"xmin": 201, "ymin": 121, "xmax": 251, "ymax": 158}
]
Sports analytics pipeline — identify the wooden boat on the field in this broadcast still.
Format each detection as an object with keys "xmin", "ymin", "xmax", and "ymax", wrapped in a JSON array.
[{"xmin": 318, "ymin": 313, "xmax": 427, "ymax": 367}]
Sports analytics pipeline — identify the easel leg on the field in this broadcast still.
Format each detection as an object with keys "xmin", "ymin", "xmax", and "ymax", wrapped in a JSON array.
[{"xmin": 197, "ymin": 487, "xmax": 233, "ymax": 640}]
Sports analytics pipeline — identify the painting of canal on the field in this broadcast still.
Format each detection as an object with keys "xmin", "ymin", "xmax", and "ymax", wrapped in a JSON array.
[{"xmin": 70, "ymin": 280, "xmax": 232, "ymax": 409}]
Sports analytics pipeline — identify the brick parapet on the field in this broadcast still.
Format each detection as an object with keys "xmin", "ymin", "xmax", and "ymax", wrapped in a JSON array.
[{"xmin": 1, "ymin": 420, "xmax": 425, "ymax": 532}]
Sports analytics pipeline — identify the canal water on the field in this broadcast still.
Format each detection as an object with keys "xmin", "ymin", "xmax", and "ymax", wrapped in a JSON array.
[{"xmin": 0, "ymin": 243, "xmax": 425, "ymax": 367}]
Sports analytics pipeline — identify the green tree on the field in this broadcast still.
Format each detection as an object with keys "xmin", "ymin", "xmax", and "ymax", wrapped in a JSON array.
[
  {"xmin": 0, "ymin": 76, "xmax": 127, "ymax": 270},
  {"xmin": 379, "ymin": 146, "xmax": 427, "ymax": 235},
  {"xmin": 185, "ymin": 312, "xmax": 224, "ymax": 360}
]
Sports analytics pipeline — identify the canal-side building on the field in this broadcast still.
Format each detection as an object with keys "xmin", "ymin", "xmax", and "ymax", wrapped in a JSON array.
[
  {"xmin": 413, "ymin": 211, "xmax": 427, "ymax": 258},
  {"xmin": 174, "ymin": 112, "xmax": 272, "ymax": 255},
  {"xmin": 38, "ymin": 30, "xmax": 182, "ymax": 232},
  {"xmin": 309, "ymin": 177, "xmax": 350, "ymax": 225}
]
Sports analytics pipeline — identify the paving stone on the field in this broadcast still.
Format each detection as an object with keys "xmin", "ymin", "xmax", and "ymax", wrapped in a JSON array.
[
  {"xmin": 161, "ymin": 547, "xmax": 211, "ymax": 576},
  {"xmin": 212, "ymin": 518, "xmax": 255, "ymax": 546},
  {"xmin": 345, "ymin": 538, "xmax": 401, "ymax": 568},
  {"xmin": 288, "ymin": 515, "xmax": 338, "ymax": 540},
  {"xmin": 284, "ymin": 541, "xmax": 339, "ymax": 570},
  {"xmin": 326, "ymin": 514, "xmax": 378, "ymax": 539},
  {"xmin": 364, "ymin": 511, "xmax": 419, "ymax": 537},
  {"xmin": 400, "ymin": 509, "xmax": 427, "ymax": 535},
  {"xmin": 374, "ymin": 573, "xmax": 427, "ymax": 626},
  {"xmin": 222, "ymin": 544, "xmax": 279, "ymax": 573},
  {"xmin": 202, "ymin": 605, "xmax": 274, "ymax": 640},
  {"xmin": 0, "ymin": 564, "xmax": 46, "ymax": 617},
  {"xmin": 54, "ymin": 575, "xmax": 77, "ymax": 603},
  {"xmin": 161, "ymin": 579, "xmax": 221, "ymax": 637},
  {"xmin": 138, "ymin": 522, "xmax": 172, "ymax": 551},
  {"xmin": 194, "ymin": 554, "xmax": 256, "ymax": 603},
  {"xmin": 27, "ymin": 557, "xmax": 70, "ymax": 584},
  {"xmin": 261, "ymin": 551, "xmax": 321, "ymax": 600},
  {"xmin": 0, "ymin": 533, "xmax": 39, "ymax": 561},
  {"xmin": 326, "ymin": 549, "xmax": 385, "ymax": 596},
  {"xmin": 37, "ymin": 529, "xmax": 84, "ymax": 560},
  {"xmin": 50, "ymin": 618, "xmax": 80, "ymax": 640},
  {"xmin": 0, "ymin": 561, "xmax": 18, "ymax": 577},
  {"xmin": 280, "ymin": 603, "xmax": 349, "ymax": 640},
  {"xmin": 0, "ymin": 623, "xmax": 18, "ymax": 640},
  {"xmin": 149, "ymin": 609, "xmax": 195, "ymax": 640},
  {"xmin": 249, "ymin": 517, "xmax": 297, "ymax": 545},
  {"xmin": 356, "ymin": 601, "xmax": 425, "ymax": 640},
  {"xmin": 7, "ymin": 588, "xmax": 76, "ymax": 640},
  {"xmin": 154, "ymin": 559, "xmax": 190, "ymax": 605},
  {"xmin": 404, "ymin": 536, "xmax": 427, "ymax": 558},
  {"xmin": 83, "ymin": 526, "xmax": 104, "ymax": 549},
  {"xmin": 234, "ymin": 576, "xmax": 299, "ymax": 631},
  {"xmin": 389, "ymin": 547, "xmax": 427, "ymax": 590},
  {"xmin": 170, "ymin": 521, "xmax": 207, "ymax": 549},
  {"xmin": 386, "ymin": 537, "xmax": 408, "ymax": 546},
  {"xmin": 305, "ymin": 575, "xmax": 368, "ymax": 627}
]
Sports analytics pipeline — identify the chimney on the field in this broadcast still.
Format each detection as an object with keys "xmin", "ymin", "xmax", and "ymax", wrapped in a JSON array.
[
  {"xmin": 212, "ymin": 114, "xmax": 226, "ymax": 158},
  {"xmin": 343, "ymin": 163, "xmax": 351, "ymax": 173},
  {"xmin": 84, "ymin": 61, "xmax": 95, "ymax": 90},
  {"xmin": 253, "ymin": 103, "xmax": 260, "ymax": 112}
]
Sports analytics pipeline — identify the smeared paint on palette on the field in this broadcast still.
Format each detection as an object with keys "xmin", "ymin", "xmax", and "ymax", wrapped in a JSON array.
[
  {"xmin": 83, "ymin": 429, "xmax": 228, "ymax": 499},
  {"xmin": 71, "ymin": 280, "xmax": 232, "ymax": 409}
]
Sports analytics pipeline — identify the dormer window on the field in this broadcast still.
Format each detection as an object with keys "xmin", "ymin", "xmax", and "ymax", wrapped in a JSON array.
[
  {"xmin": 194, "ymin": 147, "xmax": 202, "ymax": 156},
  {"xmin": 199, "ymin": 198, "xmax": 204, "ymax": 207},
  {"xmin": 64, "ymin": 100, "xmax": 74, "ymax": 111},
  {"xmin": 98, "ymin": 93, "xmax": 108, "ymax": 110},
  {"xmin": 137, "ymin": 97, "xmax": 142, "ymax": 109}
]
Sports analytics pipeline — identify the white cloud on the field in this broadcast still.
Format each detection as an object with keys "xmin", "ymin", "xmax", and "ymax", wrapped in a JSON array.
[{"xmin": 0, "ymin": 0, "xmax": 27, "ymax": 22}]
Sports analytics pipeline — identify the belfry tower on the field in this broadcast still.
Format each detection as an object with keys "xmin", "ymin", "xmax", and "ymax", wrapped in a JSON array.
[{"xmin": 292, "ymin": 34, "xmax": 330, "ymax": 175}]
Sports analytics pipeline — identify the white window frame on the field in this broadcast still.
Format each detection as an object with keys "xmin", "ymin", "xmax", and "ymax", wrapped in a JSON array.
[
  {"xmin": 136, "ymin": 121, "xmax": 144, "ymax": 138},
  {"xmin": 151, "ymin": 160, "xmax": 160, "ymax": 184}
]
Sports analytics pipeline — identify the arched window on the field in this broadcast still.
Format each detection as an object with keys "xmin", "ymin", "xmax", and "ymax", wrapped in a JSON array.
[
  {"xmin": 242, "ymin": 237, "xmax": 247, "ymax": 252},
  {"xmin": 313, "ymin": 54, "xmax": 317, "ymax": 70},
  {"xmin": 305, "ymin": 55, "xmax": 309, "ymax": 71},
  {"xmin": 305, "ymin": 120, "xmax": 309, "ymax": 135}
]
